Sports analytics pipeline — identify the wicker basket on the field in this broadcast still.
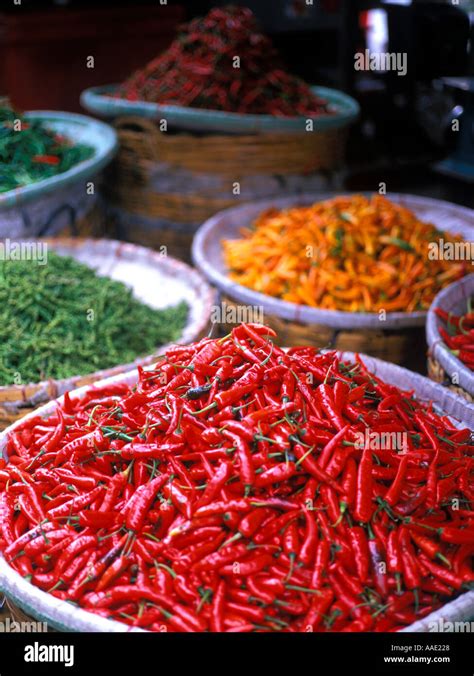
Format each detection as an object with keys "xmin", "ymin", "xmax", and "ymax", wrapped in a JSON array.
[
  {"xmin": 102, "ymin": 115, "xmax": 350, "ymax": 262},
  {"xmin": 1, "ymin": 354, "xmax": 473, "ymax": 632},
  {"xmin": 4, "ymin": 597, "xmax": 52, "ymax": 632},
  {"xmin": 428, "ymin": 355, "xmax": 474, "ymax": 403},
  {"xmin": 193, "ymin": 193, "xmax": 474, "ymax": 370},
  {"xmin": 426, "ymin": 274, "xmax": 474, "ymax": 402},
  {"xmin": 220, "ymin": 296, "xmax": 426, "ymax": 371}
]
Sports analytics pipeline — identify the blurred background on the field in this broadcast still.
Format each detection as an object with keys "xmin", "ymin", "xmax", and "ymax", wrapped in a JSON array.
[{"xmin": 0, "ymin": 0, "xmax": 473, "ymax": 207}]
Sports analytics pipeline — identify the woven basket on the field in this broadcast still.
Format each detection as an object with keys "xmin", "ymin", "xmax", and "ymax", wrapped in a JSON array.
[
  {"xmin": 426, "ymin": 274, "xmax": 474, "ymax": 402},
  {"xmin": 4, "ymin": 597, "xmax": 52, "ymax": 632},
  {"xmin": 0, "ymin": 237, "xmax": 215, "ymax": 431},
  {"xmin": 193, "ymin": 193, "xmax": 474, "ymax": 370},
  {"xmin": 0, "ymin": 354, "xmax": 473, "ymax": 632},
  {"xmin": 428, "ymin": 355, "xmax": 474, "ymax": 403},
  {"xmin": 111, "ymin": 116, "xmax": 346, "ymax": 177},
  {"xmin": 221, "ymin": 296, "xmax": 426, "ymax": 371},
  {"xmin": 55, "ymin": 202, "xmax": 105, "ymax": 238},
  {"xmin": 102, "ymin": 115, "xmax": 349, "ymax": 262}
]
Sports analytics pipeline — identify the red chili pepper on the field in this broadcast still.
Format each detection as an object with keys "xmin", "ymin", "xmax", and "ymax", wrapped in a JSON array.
[
  {"xmin": 125, "ymin": 474, "xmax": 169, "ymax": 532},
  {"xmin": 253, "ymin": 510, "xmax": 298, "ymax": 544},
  {"xmin": 348, "ymin": 526, "xmax": 370, "ymax": 582},
  {"xmin": 418, "ymin": 555, "xmax": 464, "ymax": 589},
  {"xmin": 318, "ymin": 384, "xmax": 345, "ymax": 430},
  {"xmin": 317, "ymin": 425, "xmax": 350, "ymax": 469},
  {"xmin": 298, "ymin": 507, "xmax": 318, "ymax": 567},
  {"xmin": 303, "ymin": 587, "xmax": 334, "ymax": 630},
  {"xmin": 254, "ymin": 462, "xmax": 296, "ymax": 487},
  {"xmin": 96, "ymin": 556, "xmax": 130, "ymax": 592},
  {"xmin": 194, "ymin": 498, "xmax": 251, "ymax": 518},
  {"xmin": 194, "ymin": 542, "xmax": 248, "ymax": 572},
  {"xmin": 210, "ymin": 580, "xmax": 226, "ymax": 632},
  {"xmin": 353, "ymin": 446, "xmax": 373, "ymax": 523},
  {"xmin": 311, "ymin": 538, "xmax": 330, "ymax": 589},
  {"xmin": 53, "ymin": 429, "xmax": 106, "ymax": 466},
  {"xmin": 213, "ymin": 365, "xmax": 264, "ymax": 411},
  {"xmin": 221, "ymin": 430, "xmax": 255, "ymax": 489},
  {"xmin": 32, "ymin": 154, "xmax": 60, "ymax": 165},
  {"xmin": 54, "ymin": 535, "xmax": 97, "ymax": 576},
  {"xmin": 368, "ymin": 530, "xmax": 388, "ymax": 597},
  {"xmin": 398, "ymin": 527, "xmax": 421, "ymax": 590},
  {"xmin": 384, "ymin": 455, "xmax": 409, "ymax": 506},
  {"xmin": 340, "ymin": 456, "xmax": 357, "ymax": 509},
  {"xmin": 219, "ymin": 554, "xmax": 272, "ymax": 576},
  {"xmin": 99, "ymin": 470, "xmax": 128, "ymax": 512},
  {"xmin": 4, "ymin": 522, "xmax": 56, "ymax": 559},
  {"xmin": 439, "ymin": 525, "xmax": 474, "ymax": 545},
  {"xmin": 245, "ymin": 576, "xmax": 275, "ymax": 604},
  {"xmin": 238, "ymin": 508, "xmax": 273, "ymax": 538},
  {"xmin": 408, "ymin": 530, "xmax": 449, "ymax": 566},
  {"xmin": 293, "ymin": 443, "xmax": 343, "ymax": 494},
  {"xmin": 47, "ymin": 486, "xmax": 105, "ymax": 519}
]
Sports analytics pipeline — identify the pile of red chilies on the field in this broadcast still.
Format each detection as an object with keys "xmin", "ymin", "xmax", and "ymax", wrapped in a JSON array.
[
  {"xmin": 117, "ymin": 6, "xmax": 330, "ymax": 117},
  {"xmin": 0, "ymin": 323, "xmax": 473, "ymax": 632},
  {"xmin": 436, "ymin": 302, "xmax": 474, "ymax": 371}
]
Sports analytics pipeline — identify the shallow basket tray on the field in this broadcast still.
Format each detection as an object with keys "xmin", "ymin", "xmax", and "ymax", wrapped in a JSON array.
[
  {"xmin": 193, "ymin": 192, "xmax": 474, "ymax": 367},
  {"xmin": 0, "ymin": 354, "xmax": 473, "ymax": 632},
  {"xmin": 0, "ymin": 237, "xmax": 216, "ymax": 427},
  {"xmin": 426, "ymin": 274, "xmax": 474, "ymax": 400},
  {"xmin": 80, "ymin": 85, "xmax": 360, "ymax": 134}
]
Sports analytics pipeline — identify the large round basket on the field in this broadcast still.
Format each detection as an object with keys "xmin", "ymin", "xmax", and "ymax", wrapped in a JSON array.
[
  {"xmin": 426, "ymin": 274, "xmax": 474, "ymax": 402},
  {"xmin": 81, "ymin": 85, "xmax": 359, "ymax": 262},
  {"xmin": 0, "ymin": 237, "xmax": 216, "ymax": 430},
  {"xmin": 192, "ymin": 192, "xmax": 474, "ymax": 369},
  {"xmin": 0, "ymin": 354, "xmax": 472, "ymax": 631},
  {"xmin": 0, "ymin": 111, "xmax": 117, "ymax": 238}
]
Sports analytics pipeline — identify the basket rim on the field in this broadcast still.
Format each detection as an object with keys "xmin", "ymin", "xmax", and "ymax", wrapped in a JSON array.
[
  {"xmin": 0, "ymin": 111, "xmax": 118, "ymax": 210},
  {"xmin": 80, "ymin": 84, "xmax": 360, "ymax": 134},
  {"xmin": 0, "ymin": 237, "xmax": 216, "ymax": 409},
  {"xmin": 426, "ymin": 273, "xmax": 474, "ymax": 396},
  {"xmin": 0, "ymin": 353, "xmax": 473, "ymax": 632},
  {"xmin": 192, "ymin": 192, "xmax": 474, "ymax": 330}
]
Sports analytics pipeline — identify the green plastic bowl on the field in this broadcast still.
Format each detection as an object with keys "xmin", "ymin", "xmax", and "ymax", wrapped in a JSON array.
[
  {"xmin": 0, "ymin": 111, "xmax": 118, "ymax": 210},
  {"xmin": 80, "ymin": 84, "xmax": 360, "ymax": 134}
]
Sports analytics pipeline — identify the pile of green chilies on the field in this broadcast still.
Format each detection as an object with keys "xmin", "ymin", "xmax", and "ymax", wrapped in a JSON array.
[
  {"xmin": 0, "ymin": 251, "xmax": 188, "ymax": 385},
  {"xmin": 0, "ymin": 106, "xmax": 94, "ymax": 193}
]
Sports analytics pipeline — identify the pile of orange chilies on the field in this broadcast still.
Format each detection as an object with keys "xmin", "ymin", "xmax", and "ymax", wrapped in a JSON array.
[
  {"xmin": 0, "ymin": 324, "xmax": 473, "ymax": 632},
  {"xmin": 223, "ymin": 195, "xmax": 468, "ymax": 312}
]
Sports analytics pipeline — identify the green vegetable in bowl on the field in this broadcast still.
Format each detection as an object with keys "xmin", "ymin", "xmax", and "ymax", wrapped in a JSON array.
[
  {"xmin": 0, "ymin": 251, "xmax": 188, "ymax": 385},
  {"xmin": 0, "ymin": 105, "xmax": 94, "ymax": 193}
]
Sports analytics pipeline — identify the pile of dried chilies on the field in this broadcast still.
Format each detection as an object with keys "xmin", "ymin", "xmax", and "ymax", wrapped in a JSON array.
[
  {"xmin": 435, "ymin": 300, "xmax": 474, "ymax": 371},
  {"xmin": 116, "ymin": 6, "xmax": 330, "ymax": 117},
  {"xmin": 0, "ymin": 106, "xmax": 94, "ymax": 193},
  {"xmin": 0, "ymin": 323, "xmax": 472, "ymax": 632},
  {"xmin": 223, "ymin": 195, "xmax": 468, "ymax": 312}
]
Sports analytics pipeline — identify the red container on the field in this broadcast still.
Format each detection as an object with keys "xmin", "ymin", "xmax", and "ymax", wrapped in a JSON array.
[{"xmin": 0, "ymin": 5, "xmax": 184, "ymax": 112}]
